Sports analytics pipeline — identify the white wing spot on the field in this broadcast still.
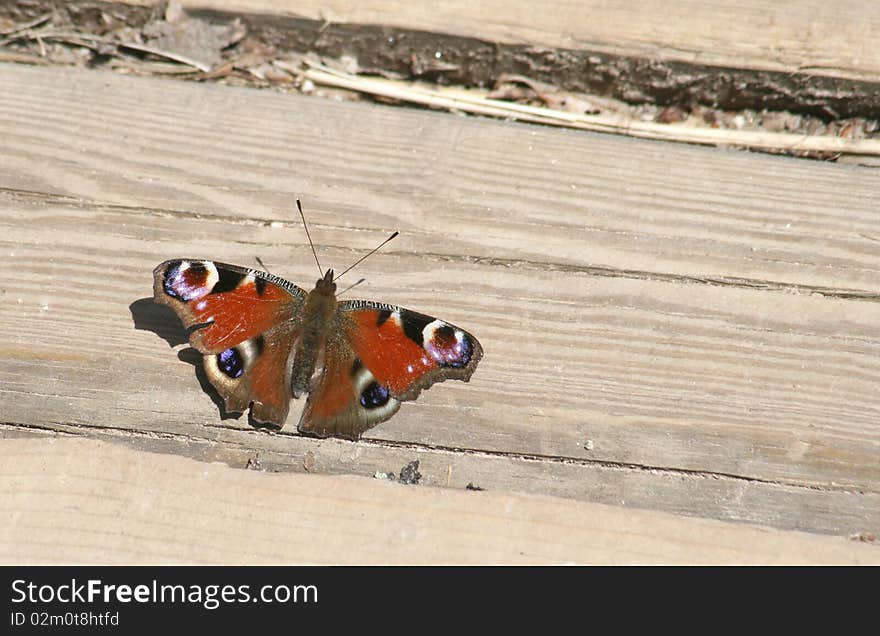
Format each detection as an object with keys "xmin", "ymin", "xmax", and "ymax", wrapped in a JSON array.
[{"xmin": 201, "ymin": 261, "xmax": 220, "ymax": 292}]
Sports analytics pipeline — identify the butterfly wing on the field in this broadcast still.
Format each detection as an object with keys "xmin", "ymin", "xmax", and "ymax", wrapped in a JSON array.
[
  {"xmin": 153, "ymin": 259, "xmax": 306, "ymax": 425},
  {"xmin": 297, "ymin": 300, "xmax": 483, "ymax": 439}
]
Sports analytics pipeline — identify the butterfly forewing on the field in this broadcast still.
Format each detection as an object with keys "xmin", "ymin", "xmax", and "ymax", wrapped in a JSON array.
[
  {"xmin": 296, "ymin": 301, "xmax": 483, "ymax": 439},
  {"xmin": 153, "ymin": 259, "xmax": 306, "ymax": 425}
]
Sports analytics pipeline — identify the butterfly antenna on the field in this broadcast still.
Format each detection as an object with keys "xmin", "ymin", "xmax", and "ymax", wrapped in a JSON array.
[
  {"xmin": 337, "ymin": 277, "xmax": 366, "ymax": 297},
  {"xmin": 333, "ymin": 231, "xmax": 399, "ymax": 282},
  {"xmin": 296, "ymin": 199, "xmax": 324, "ymax": 277}
]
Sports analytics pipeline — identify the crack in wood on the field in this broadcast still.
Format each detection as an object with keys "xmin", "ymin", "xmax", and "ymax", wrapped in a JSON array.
[
  {"xmin": 3, "ymin": 0, "xmax": 880, "ymax": 123},
  {"xmin": 425, "ymin": 252, "xmax": 880, "ymax": 300},
  {"xmin": 0, "ymin": 420, "xmax": 229, "ymax": 446},
  {"xmin": 2, "ymin": 419, "xmax": 870, "ymax": 496},
  {"xmin": 338, "ymin": 434, "xmax": 875, "ymax": 495}
]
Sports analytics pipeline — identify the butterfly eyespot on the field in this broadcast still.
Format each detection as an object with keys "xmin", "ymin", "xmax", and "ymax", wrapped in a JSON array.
[
  {"xmin": 217, "ymin": 348, "xmax": 244, "ymax": 378},
  {"xmin": 359, "ymin": 381, "xmax": 390, "ymax": 409},
  {"xmin": 425, "ymin": 324, "xmax": 472, "ymax": 368},
  {"xmin": 163, "ymin": 260, "xmax": 218, "ymax": 301}
]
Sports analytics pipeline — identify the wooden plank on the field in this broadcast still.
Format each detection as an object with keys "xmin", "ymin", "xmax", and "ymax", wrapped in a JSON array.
[
  {"xmin": 7, "ymin": 423, "xmax": 880, "ymax": 539},
  {"xmin": 122, "ymin": 0, "xmax": 880, "ymax": 81},
  {"xmin": 2, "ymin": 64, "xmax": 878, "ymax": 293},
  {"xmin": 1, "ymin": 63, "xmax": 879, "ymax": 539},
  {"xmin": 4, "ymin": 202, "xmax": 880, "ymax": 490},
  {"xmin": 2, "ymin": 438, "xmax": 876, "ymax": 564}
]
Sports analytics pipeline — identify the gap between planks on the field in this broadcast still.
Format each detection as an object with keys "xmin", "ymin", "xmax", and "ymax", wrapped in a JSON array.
[{"xmin": 0, "ymin": 420, "xmax": 868, "ymax": 496}]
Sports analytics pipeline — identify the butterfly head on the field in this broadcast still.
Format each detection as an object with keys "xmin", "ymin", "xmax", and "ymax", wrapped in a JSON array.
[{"xmin": 315, "ymin": 268, "xmax": 337, "ymax": 294}]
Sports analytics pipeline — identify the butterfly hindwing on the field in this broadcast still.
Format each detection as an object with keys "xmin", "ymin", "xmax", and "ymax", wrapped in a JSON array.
[
  {"xmin": 153, "ymin": 259, "xmax": 306, "ymax": 426},
  {"xmin": 297, "ymin": 343, "xmax": 403, "ymax": 439},
  {"xmin": 297, "ymin": 301, "xmax": 483, "ymax": 438}
]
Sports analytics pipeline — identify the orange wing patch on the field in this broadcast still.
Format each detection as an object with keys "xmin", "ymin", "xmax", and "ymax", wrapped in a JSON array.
[
  {"xmin": 306, "ymin": 354, "xmax": 357, "ymax": 422},
  {"xmin": 241, "ymin": 328, "xmax": 297, "ymax": 425},
  {"xmin": 345, "ymin": 309, "xmax": 439, "ymax": 394},
  {"xmin": 153, "ymin": 260, "xmax": 302, "ymax": 354},
  {"xmin": 188, "ymin": 280, "xmax": 294, "ymax": 353}
]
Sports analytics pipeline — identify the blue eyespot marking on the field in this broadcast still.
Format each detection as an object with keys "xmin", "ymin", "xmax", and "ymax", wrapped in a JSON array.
[
  {"xmin": 218, "ymin": 348, "xmax": 243, "ymax": 378},
  {"xmin": 164, "ymin": 261, "xmax": 211, "ymax": 301},
  {"xmin": 360, "ymin": 382, "xmax": 390, "ymax": 409},
  {"xmin": 426, "ymin": 325, "xmax": 472, "ymax": 368}
]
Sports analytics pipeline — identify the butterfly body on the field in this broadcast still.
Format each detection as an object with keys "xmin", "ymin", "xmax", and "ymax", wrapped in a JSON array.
[
  {"xmin": 153, "ymin": 259, "xmax": 482, "ymax": 439},
  {"xmin": 290, "ymin": 268, "xmax": 338, "ymax": 397}
]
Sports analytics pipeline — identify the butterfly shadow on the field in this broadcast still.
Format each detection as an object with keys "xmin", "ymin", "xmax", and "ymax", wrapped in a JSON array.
[{"xmin": 129, "ymin": 297, "xmax": 244, "ymax": 423}]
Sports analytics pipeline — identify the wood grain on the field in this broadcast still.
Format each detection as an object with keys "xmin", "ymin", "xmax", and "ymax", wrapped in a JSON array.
[
  {"xmin": 2, "ymin": 438, "xmax": 876, "ymax": 564},
  {"xmin": 1, "ymin": 63, "xmax": 879, "ymax": 543},
  {"xmin": 120, "ymin": 0, "xmax": 880, "ymax": 81},
  {"xmin": 2, "ymin": 65, "xmax": 879, "ymax": 293}
]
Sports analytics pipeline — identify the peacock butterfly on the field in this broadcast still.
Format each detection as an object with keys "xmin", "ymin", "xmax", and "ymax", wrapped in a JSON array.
[{"xmin": 152, "ymin": 202, "xmax": 482, "ymax": 439}]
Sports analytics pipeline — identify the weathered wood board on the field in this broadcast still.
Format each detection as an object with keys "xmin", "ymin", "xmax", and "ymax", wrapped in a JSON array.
[
  {"xmin": 121, "ymin": 0, "xmax": 880, "ymax": 80},
  {"xmin": 1, "ymin": 63, "xmax": 879, "ymax": 553},
  {"xmin": 3, "ymin": 437, "xmax": 877, "ymax": 564}
]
